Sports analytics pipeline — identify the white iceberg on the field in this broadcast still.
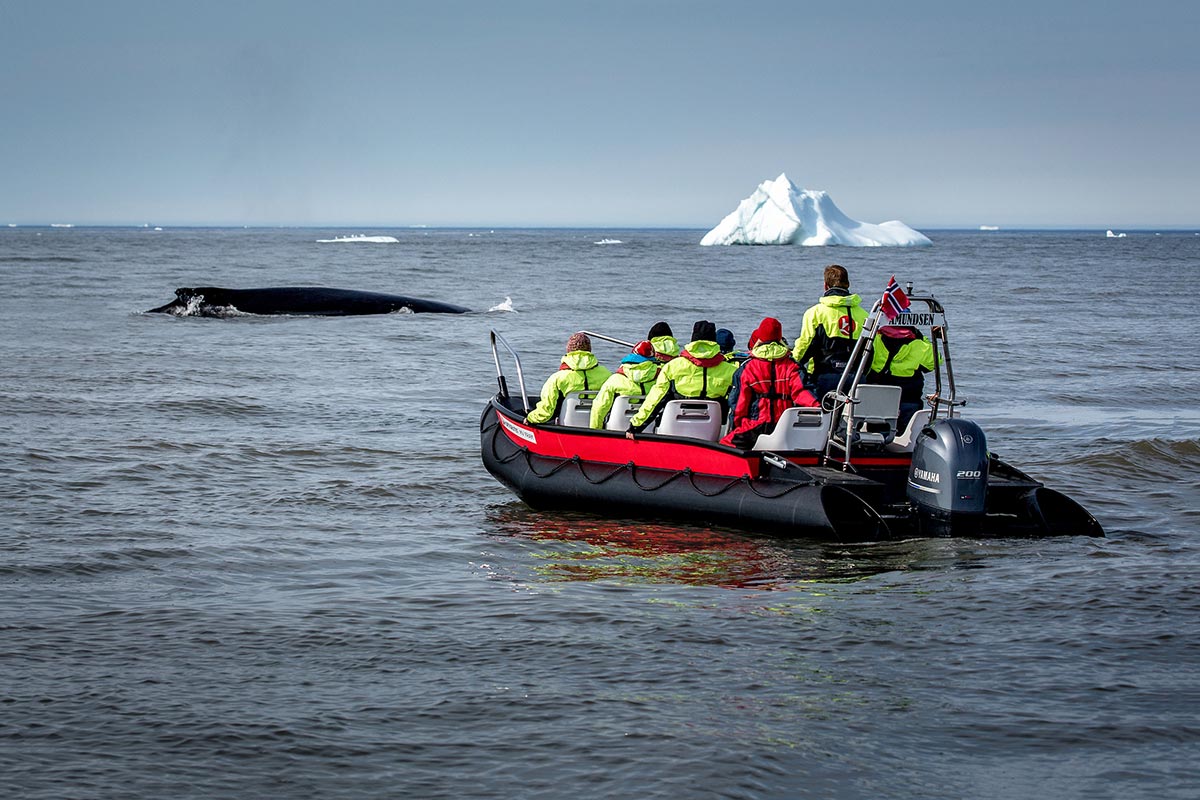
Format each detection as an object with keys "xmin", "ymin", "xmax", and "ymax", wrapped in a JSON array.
[
  {"xmin": 316, "ymin": 234, "xmax": 399, "ymax": 243},
  {"xmin": 1105, "ymin": 230, "xmax": 1127, "ymax": 238},
  {"xmin": 700, "ymin": 173, "xmax": 931, "ymax": 247}
]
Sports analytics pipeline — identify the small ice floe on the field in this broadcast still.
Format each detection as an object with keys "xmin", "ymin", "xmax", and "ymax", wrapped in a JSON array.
[
  {"xmin": 50, "ymin": 223, "xmax": 74, "ymax": 228},
  {"xmin": 316, "ymin": 234, "xmax": 399, "ymax": 243},
  {"xmin": 489, "ymin": 297, "xmax": 515, "ymax": 313},
  {"xmin": 594, "ymin": 238, "xmax": 623, "ymax": 245},
  {"xmin": 1106, "ymin": 230, "xmax": 1127, "ymax": 238},
  {"xmin": 979, "ymin": 225, "xmax": 999, "ymax": 231}
]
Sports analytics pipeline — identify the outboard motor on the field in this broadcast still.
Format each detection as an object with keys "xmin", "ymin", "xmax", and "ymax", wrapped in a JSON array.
[{"xmin": 907, "ymin": 418, "xmax": 989, "ymax": 536}]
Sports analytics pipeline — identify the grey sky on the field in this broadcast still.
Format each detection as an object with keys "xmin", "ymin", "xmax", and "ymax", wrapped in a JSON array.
[{"xmin": 2, "ymin": 0, "xmax": 1197, "ymax": 227}]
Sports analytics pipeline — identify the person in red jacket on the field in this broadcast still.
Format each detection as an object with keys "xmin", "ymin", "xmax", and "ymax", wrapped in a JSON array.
[{"xmin": 721, "ymin": 317, "xmax": 819, "ymax": 449}]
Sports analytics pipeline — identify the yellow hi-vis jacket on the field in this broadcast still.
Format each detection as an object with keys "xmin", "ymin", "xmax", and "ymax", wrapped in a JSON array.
[
  {"xmin": 525, "ymin": 351, "xmax": 613, "ymax": 424},
  {"xmin": 792, "ymin": 291, "xmax": 868, "ymax": 376},
  {"xmin": 628, "ymin": 340, "xmax": 738, "ymax": 431},
  {"xmin": 589, "ymin": 359, "xmax": 660, "ymax": 429}
]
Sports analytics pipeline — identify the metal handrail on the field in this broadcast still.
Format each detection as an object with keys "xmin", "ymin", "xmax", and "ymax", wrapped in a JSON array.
[
  {"xmin": 489, "ymin": 330, "xmax": 530, "ymax": 414},
  {"xmin": 578, "ymin": 330, "xmax": 636, "ymax": 350}
]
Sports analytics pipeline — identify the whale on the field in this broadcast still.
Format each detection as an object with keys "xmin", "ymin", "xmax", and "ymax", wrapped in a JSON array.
[{"xmin": 148, "ymin": 286, "xmax": 470, "ymax": 316}]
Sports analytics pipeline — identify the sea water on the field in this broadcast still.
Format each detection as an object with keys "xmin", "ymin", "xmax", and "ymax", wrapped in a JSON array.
[{"xmin": 2, "ymin": 227, "xmax": 1199, "ymax": 799}]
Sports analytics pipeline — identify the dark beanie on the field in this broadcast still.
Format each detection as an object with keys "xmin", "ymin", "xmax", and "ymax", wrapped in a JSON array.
[
  {"xmin": 647, "ymin": 321, "xmax": 673, "ymax": 339},
  {"xmin": 691, "ymin": 320, "xmax": 716, "ymax": 342},
  {"xmin": 715, "ymin": 328, "xmax": 735, "ymax": 353}
]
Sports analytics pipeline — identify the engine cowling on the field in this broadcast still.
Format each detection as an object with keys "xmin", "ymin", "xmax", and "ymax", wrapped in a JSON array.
[{"xmin": 907, "ymin": 418, "xmax": 989, "ymax": 535}]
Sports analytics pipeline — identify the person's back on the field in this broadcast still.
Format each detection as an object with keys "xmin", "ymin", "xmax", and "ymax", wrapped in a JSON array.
[
  {"xmin": 589, "ymin": 340, "xmax": 660, "ymax": 429},
  {"xmin": 869, "ymin": 325, "xmax": 935, "ymax": 429},
  {"xmin": 722, "ymin": 317, "xmax": 819, "ymax": 448},
  {"xmin": 628, "ymin": 321, "xmax": 738, "ymax": 433},
  {"xmin": 792, "ymin": 264, "xmax": 868, "ymax": 399},
  {"xmin": 525, "ymin": 332, "xmax": 613, "ymax": 425}
]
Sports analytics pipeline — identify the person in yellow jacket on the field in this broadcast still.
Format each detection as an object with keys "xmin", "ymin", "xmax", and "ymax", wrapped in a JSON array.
[
  {"xmin": 588, "ymin": 340, "xmax": 661, "ymax": 429},
  {"xmin": 647, "ymin": 321, "xmax": 680, "ymax": 363},
  {"xmin": 792, "ymin": 264, "xmax": 869, "ymax": 400},
  {"xmin": 525, "ymin": 332, "xmax": 613, "ymax": 425},
  {"xmin": 627, "ymin": 321, "xmax": 739, "ymax": 433},
  {"xmin": 869, "ymin": 325, "xmax": 937, "ymax": 430}
]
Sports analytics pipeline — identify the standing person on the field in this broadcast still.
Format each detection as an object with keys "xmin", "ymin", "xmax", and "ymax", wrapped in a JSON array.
[
  {"xmin": 647, "ymin": 321, "xmax": 680, "ymax": 364},
  {"xmin": 589, "ymin": 340, "xmax": 661, "ymax": 429},
  {"xmin": 525, "ymin": 332, "xmax": 613, "ymax": 425},
  {"xmin": 721, "ymin": 317, "xmax": 820, "ymax": 448},
  {"xmin": 792, "ymin": 264, "xmax": 869, "ymax": 400},
  {"xmin": 627, "ymin": 320, "xmax": 738, "ymax": 433}
]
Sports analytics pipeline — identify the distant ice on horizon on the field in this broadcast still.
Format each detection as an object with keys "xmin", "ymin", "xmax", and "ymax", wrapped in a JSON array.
[
  {"xmin": 1106, "ymin": 229, "xmax": 1127, "ymax": 238},
  {"xmin": 980, "ymin": 225, "xmax": 1000, "ymax": 231},
  {"xmin": 700, "ymin": 174, "xmax": 931, "ymax": 247},
  {"xmin": 593, "ymin": 238, "xmax": 623, "ymax": 245},
  {"xmin": 316, "ymin": 234, "xmax": 399, "ymax": 244}
]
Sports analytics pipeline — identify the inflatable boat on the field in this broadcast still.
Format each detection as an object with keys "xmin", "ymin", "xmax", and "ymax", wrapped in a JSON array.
[{"xmin": 480, "ymin": 294, "xmax": 1103, "ymax": 542}]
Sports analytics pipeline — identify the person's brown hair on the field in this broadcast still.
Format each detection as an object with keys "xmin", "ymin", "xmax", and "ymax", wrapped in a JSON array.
[{"xmin": 823, "ymin": 264, "xmax": 850, "ymax": 289}]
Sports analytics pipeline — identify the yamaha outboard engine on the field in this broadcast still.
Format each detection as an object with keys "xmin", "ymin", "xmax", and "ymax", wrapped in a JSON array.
[{"xmin": 907, "ymin": 418, "xmax": 989, "ymax": 536}]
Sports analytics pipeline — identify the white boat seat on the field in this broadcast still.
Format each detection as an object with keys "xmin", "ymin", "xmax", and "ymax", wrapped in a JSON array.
[
  {"xmin": 558, "ymin": 391, "xmax": 599, "ymax": 428},
  {"xmin": 656, "ymin": 399, "xmax": 722, "ymax": 441},
  {"xmin": 886, "ymin": 408, "xmax": 932, "ymax": 453},
  {"xmin": 752, "ymin": 407, "xmax": 831, "ymax": 451},
  {"xmin": 606, "ymin": 394, "xmax": 656, "ymax": 434},
  {"xmin": 843, "ymin": 384, "xmax": 902, "ymax": 448}
]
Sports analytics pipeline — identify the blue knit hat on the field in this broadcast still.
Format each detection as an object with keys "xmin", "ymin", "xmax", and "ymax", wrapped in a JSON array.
[{"xmin": 715, "ymin": 328, "xmax": 735, "ymax": 353}]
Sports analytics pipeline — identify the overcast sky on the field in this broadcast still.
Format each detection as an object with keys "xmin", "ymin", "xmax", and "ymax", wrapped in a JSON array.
[{"xmin": 2, "ymin": 0, "xmax": 1197, "ymax": 228}]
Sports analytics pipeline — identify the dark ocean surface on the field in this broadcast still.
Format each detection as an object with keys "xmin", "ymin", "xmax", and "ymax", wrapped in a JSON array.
[{"xmin": 2, "ymin": 227, "xmax": 1199, "ymax": 799}]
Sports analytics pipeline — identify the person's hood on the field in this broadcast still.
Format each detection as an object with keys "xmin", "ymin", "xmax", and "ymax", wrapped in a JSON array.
[
  {"xmin": 681, "ymin": 340, "xmax": 725, "ymax": 367},
  {"xmin": 560, "ymin": 350, "xmax": 600, "ymax": 371},
  {"xmin": 750, "ymin": 341, "xmax": 791, "ymax": 361},
  {"xmin": 650, "ymin": 335, "xmax": 680, "ymax": 361},
  {"xmin": 618, "ymin": 359, "xmax": 659, "ymax": 383},
  {"xmin": 819, "ymin": 293, "xmax": 863, "ymax": 310}
]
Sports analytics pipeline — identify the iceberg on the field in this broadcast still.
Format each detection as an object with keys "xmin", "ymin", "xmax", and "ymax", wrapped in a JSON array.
[
  {"xmin": 316, "ymin": 234, "xmax": 399, "ymax": 243},
  {"xmin": 1106, "ymin": 230, "xmax": 1127, "ymax": 238},
  {"xmin": 700, "ymin": 173, "xmax": 931, "ymax": 247}
]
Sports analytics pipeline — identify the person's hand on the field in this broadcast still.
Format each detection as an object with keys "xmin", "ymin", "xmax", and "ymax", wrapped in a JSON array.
[
  {"xmin": 931, "ymin": 325, "xmax": 944, "ymax": 340},
  {"xmin": 625, "ymin": 430, "xmax": 636, "ymax": 441}
]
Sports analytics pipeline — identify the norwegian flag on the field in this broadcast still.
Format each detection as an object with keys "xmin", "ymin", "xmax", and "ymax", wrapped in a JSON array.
[{"xmin": 881, "ymin": 275, "xmax": 910, "ymax": 321}]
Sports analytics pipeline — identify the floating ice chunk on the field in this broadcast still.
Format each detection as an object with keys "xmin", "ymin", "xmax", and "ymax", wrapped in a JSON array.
[
  {"xmin": 700, "ymin": 174, "xmax": 930, "ymax": 247},
  {"xmin": 316, "ymin": 234, "xmax": 399, "ymax": 243},
  {"xmin": 489, "ymin": 297, "xmax": 515, "ymax": 313},
  {"xmin": 594, "ymin": 238, "xmax": 623, "ymax": 245},
  {"xmin": 979, "ymin": 225, "xmax": 999, "ymax": 231},
  {"xmin": 1105, "ymin": 230, "xmax": 1127, "ymax": 238}
]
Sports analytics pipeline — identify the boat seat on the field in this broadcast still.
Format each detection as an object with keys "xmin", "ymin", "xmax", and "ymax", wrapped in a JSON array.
[
  {"xmin": 752, "ymin": 407, "xmax": 831, "ymax": 451},
  {"xmin": 839, "ymin": 384, "xmax": 902, "ymax": 449},
  {"xmin": 557, "ymin": 391, "xmax": 599, "ymax": 428},
  {"xmin": 656, "ymin": 400, "xmax": 723, "ymax": 441},
  {"xmin": 885, "ymin": 408, "xmax": 932, "ymax": 453},
  {"xmin": 606, "ymin": 394, "xmax": 656, "ymax": 434}
]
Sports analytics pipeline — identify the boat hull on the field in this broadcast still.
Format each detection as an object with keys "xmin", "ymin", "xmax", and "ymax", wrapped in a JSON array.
[{"xmin": 480, "ymin": 397, "xmax": 1103, "ymax": 541}]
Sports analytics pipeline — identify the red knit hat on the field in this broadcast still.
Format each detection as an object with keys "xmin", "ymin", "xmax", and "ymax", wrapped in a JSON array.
[
  {"xmin": 749, "ymin": 317, "xmax": 783, "ymax": 348},
  {"xmin": 631, "ymin": 339, "xmax": 655, "ymax": 358},
  {"xmin": 566, "ymin": 332, "xmax": 592, "ymax": 352}
]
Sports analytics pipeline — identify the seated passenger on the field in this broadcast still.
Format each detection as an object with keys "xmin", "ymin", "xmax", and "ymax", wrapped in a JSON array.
[
  {"xmin": 647, "ymin": 321, "xmax": 680, "ymax": 364},
  {"xmin": 588, "ymin": 340, "xmax": 661, "ymax": 429},
  {"xmin": 525, "ymin": 332, "xmax": 613, "ymax": 425},
  {"xmin": 721, "ymin": 317, "xmax": 820, "ymax": 448},
  {"xmin": 716, "ymin": 328, "xmax": 750, "ymax": 364},
  {"xmin": 868, "ymin": 325, "xmax": 936, "ymax": 430},
  {"xmin": 627, "ymin": 320, "xmax": 739, "ymax": 434}
]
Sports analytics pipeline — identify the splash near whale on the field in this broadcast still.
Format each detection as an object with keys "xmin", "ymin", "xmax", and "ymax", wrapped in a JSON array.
[{"xmin": 148, "ymin": 287, "xmax": 470, "ymax": 316}]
